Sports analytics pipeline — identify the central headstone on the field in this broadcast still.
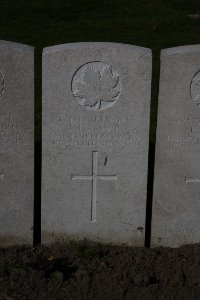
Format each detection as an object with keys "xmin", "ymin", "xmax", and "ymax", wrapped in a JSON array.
[{"xmin": 42, "ymin": 42, "xmax": 152, "ymax": 245}]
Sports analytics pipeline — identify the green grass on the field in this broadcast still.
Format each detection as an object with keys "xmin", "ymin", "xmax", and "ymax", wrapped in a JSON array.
[{"xmin": 0, "ymin": 0, "xmax": 200, "ymax": 141}]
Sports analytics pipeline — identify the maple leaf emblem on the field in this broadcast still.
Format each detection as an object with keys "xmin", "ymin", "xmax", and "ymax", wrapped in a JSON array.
[
  {"xmin": 191, "ymin": 71, "xmax": 200, "ymax": 106},
  {"xmin": 0, "ymin": 72, "xmax": 5, "ymax": 97},
  {"xmin": 72, "ymin": 62, "xmax": 121, "ymax": 110}
]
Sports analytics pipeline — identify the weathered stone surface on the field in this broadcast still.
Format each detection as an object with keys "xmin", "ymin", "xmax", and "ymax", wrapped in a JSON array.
[
  {"xmin": 152, "ymin": 45, "xmax": 200, "ymax": 247},
  {"xmin": 42, "ymin": 42, "xmax": 152, "ymax": 246},
  {"xmin": 0, "ymin": 41, "xmax": 34, "ymax": 246}
]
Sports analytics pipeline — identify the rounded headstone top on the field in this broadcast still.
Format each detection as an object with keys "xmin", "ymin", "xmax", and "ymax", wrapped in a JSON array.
[
  {"xmin": 43, "ymin": 42, "xmax": 151, "ymax": 56},
  {"xmin": 161, "ymin": 45, "xmax": 200, "ymax": 57},
  {"xmin": 0, "ymin": 40, "xmax": 34, "ymax": 52}
]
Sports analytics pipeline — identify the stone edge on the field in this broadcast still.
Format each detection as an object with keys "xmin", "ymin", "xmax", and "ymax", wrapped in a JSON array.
[
  {"xmin": 0, "ymin": 40, "xmax": 34, "ymax": 52},
  {"xmin": 161, "ymin": 44, "xmax": 200, "ymax": 58},
  {"xmin": 42, "ymin": 42, "xmax": 152, "ymax": 56}
]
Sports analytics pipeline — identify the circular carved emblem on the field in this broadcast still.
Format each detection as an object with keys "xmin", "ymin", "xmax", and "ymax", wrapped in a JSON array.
[
  {"xmin": 0, "ymin": 72, "xmax": 5, "ymax": 98},
  {"xmin": 72, "ymin": 62, "xmax": 122, "ymax": 111},
  {"xmin": 191, "ymin": 71, "xmax": 200, "ymax": 105}
]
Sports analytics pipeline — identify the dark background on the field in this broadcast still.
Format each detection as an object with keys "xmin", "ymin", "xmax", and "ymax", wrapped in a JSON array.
[
  {"xmin": 0, "ymin": 0, "xmax": 200, "ymax": 244},
  {"xmin": 1, "ymin": 0, "xmax": 200, "ymax": 141}
]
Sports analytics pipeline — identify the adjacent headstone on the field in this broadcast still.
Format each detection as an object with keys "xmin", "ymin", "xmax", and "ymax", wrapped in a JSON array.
[
  {"xmin": 152, "ymin": 45, "xmax": 200, "ymax": 247},
  {"xmin": 42, "ymin": 42, "xmax": 152, "ymax": 246},
  {"xmin": 0, "ymin": 41, "xmax": 34, "ymax": 245}
]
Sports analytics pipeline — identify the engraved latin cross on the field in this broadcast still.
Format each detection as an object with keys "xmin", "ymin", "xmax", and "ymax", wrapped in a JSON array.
[{"xmin": 72, "ymin": 151, "xmax": 118, "ymax": 222}]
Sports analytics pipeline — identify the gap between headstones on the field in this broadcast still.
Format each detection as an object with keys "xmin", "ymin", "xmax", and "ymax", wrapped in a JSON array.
[
  {"xmin": 145, "ymin": 51, "xmax": 160, "ymax": 248},
  {"xmin": 33, "ymin": 47, "xmax": 42, "ymax": 245}
]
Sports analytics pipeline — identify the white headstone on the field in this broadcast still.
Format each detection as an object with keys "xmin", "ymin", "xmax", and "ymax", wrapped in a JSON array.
[
  {"xmin": 152, "ymin": 45, "xmax": 200, "ymax": 247},
  {"xmin": 42, "ymin": 42, "xmax": 152, "ymax": 246},
  {"xmin": 0, "ymin": 41, "xmax": 34, "ymax": 245}
]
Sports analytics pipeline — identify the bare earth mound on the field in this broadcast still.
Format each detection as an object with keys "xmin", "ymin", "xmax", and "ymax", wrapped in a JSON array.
[{"xmin": 0, "ymin": 241, "xmax": 200, "ymax": 299}]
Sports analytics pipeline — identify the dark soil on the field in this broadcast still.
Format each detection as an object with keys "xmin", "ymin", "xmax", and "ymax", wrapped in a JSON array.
[
  {"xmin": 1, "ymin": 2, "xmax": 200, "ymax": 299},
  {"xmin": 1, "ymin": 241, "xmax": 200, "ymax": 300}
]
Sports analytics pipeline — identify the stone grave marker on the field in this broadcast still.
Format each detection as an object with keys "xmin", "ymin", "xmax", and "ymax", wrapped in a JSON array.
[
  {"xmin": 152, "ymin": 45, "xmax": 200, "ymax": 247},
  {"xmin": 42, "ymin": 42, "xmax": 152, "ymax": 245},
  {"xmin": 0, "ymin": 41, "xmax": 34, "ymax": 245}
]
